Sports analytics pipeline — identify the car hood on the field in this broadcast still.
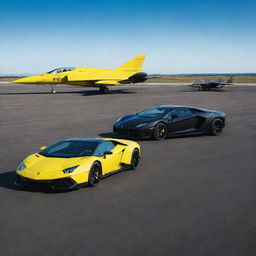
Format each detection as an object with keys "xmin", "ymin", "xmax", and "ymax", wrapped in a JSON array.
[
  {"xmin": 19, "ymin": 153, "xmax": 91, "ymax": 179},
  {"xmin": 116, "ymin": 114, "xmax": 157, "ymax": 128}
]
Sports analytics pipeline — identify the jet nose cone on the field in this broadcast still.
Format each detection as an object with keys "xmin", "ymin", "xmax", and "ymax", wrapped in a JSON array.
[{"xmin": 12, "ymin": 75, "xmax": 42, "ymax": 84}]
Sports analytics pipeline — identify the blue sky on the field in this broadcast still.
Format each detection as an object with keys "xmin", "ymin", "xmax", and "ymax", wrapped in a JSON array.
[{"xmin": 0, "ymin": 0, "xmax": 255, "ymax": 74}]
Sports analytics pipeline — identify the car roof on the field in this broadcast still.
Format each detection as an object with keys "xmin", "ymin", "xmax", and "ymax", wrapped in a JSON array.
[
  {"xmin": 63, "ymin": 138, "xmax": 104, "ymax": 143},
  {"xmin": 157, "ymin": 105, "xmax": 189, "ymax": 109}
]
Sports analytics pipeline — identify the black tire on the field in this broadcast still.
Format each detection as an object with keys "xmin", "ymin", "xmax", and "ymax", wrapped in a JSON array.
[
  {"xmin": 130, "ymin": 149, "xmax": 140, "ymax": 170},
  {"xmin": 210, "ymin": 118, "xmax": 224, "ymax": 136},
  {"xmin": 88, "ymin": 162, "xmax": 102, "ymax": 187},
  {"xmin": 153, "ymin": 123, "xmax": 168, "ymax": 141},
  {"xmin": 99, "ymin": 86, "xmax": 109, "ymax": 93}
]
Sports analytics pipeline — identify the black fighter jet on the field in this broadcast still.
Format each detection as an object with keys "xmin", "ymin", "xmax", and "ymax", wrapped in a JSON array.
[
  {"xmin": 188, "ymin": 76, "xmax": 234, "ymax": 91},
  {"xmin": 113, "ymin": 105, "xmax": 226, "ymax": 140}
]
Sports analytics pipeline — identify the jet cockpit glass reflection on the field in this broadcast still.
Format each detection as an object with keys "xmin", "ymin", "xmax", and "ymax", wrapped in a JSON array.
[{"xmin": 47, "ymin": 67, "xmax": 75, "ymax": 74}]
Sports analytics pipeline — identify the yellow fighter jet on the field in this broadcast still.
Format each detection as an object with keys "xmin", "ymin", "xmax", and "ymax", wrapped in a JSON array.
[{"xmin": 13, "ymin": 55, "xmax": 147, "ymax": 94}]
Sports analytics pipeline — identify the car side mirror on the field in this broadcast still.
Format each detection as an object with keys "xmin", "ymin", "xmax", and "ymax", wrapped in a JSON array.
[
  {"xmin": 40, "ymin": 146, "xmax": 47, "ymax": 151},
  {"xmin": 103, "ymin": 151, "xmax": 113, "ymax": 158},
  {"xmin": 171, "ymin": 114, "xmax": 178, "ymax": 119}
]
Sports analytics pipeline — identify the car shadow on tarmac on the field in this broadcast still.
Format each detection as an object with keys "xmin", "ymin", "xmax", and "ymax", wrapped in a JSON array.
[
  {"xmin": 0, "ymin": 171, "xmax": 19, "ymax": 190},
  {"xmin": 0, "ymin": 89, "xmax": 136, "ymax": 96},
  {"xmin": 99, "ymin": 132, "xmax": 206, "ymax": 141},
  {"xmin": 99, "ymin": 132, "xmax": 118, "ymax": 138},
  {"xmin": 0, "ymin": 171, "xmax": 76, "ymax": 193},
  {"xmin": 0, "ymin": 170, "xmax": 127, "ymax": 193},
  {"xmin": 98, "ymin": 132, "xmax": 150, "ymax": 141}
]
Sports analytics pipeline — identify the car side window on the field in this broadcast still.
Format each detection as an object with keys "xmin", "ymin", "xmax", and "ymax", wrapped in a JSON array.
[
  {"xmin": 169, "ymin": 108, "xmax": 194, "ymax": 119},
  {"xmin": 179, "ymin": 108, "xmax": 194, "ymax": 118},
  {"xmin": 169, "ymin": 109, "xmax": 181, "ymax": 119},
  {"xmin": 94, "ymin": 141, "xmax": 115, "ymax": 157}
]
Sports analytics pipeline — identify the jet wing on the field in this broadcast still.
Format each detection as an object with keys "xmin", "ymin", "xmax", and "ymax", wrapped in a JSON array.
[
  {"xmin": 219, "ymin": 82, "xmax": 230, "ymax": 85},
  {"xmin": 207, "ymin": 82, "xmax": 228, "ymax": 87},
  {"xmin": 67, "ymin": 73, "xmax": 123, "ymax": 86},
  {"xmin": 207, "ymin": 82, "xmax": 220, "ymax": 86},
  {"xmin": 95, "ymin": 80, "xmax": 120, "ymax": 85}
]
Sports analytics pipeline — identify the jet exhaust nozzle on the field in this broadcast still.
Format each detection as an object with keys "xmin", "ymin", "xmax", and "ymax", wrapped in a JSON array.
[{"xmin": 128, "ymin": 72, "xmax": 148, "ymax": 83}]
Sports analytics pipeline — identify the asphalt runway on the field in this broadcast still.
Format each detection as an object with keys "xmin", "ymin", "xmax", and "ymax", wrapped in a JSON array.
[{"xmin": 0, "ymin": 83, "xmax": 256, "ymax": 256}]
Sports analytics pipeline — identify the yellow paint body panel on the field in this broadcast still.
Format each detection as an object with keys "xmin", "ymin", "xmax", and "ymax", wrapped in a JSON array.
[
  {"xmin": 16, "ymin": 138, "xmax": 141, "ymax": 185},
  {"xmin": 13, "ymin": 55, "xmax": 146, "ymax": 87}
]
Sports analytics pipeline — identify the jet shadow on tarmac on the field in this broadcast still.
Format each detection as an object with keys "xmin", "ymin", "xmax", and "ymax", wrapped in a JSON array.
[{"xmin": 0, "ymin": 88, "xmax": 136, "ymax": 96}]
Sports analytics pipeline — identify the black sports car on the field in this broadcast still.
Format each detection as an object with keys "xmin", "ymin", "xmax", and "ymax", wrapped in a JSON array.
[{"xmin": 113, "ymin": 105, "xmax": 226, "ymax": 140}]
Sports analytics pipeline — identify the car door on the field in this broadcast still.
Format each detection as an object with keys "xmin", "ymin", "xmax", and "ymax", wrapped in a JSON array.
[
  {"xmin": 167, "ymin": 108, "xmax": 198, "ymax": 135},
  {"xmin": 94, "ymin": 141, "xmax": 124, "ymax": 175}
]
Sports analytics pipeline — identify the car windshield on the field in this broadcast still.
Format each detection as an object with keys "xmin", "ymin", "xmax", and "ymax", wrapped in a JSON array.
[
  {"xmin": 138, "ymin": 107, "xmax": 171, "ymax": 118},
  {"xmin": 39, "ymin": 140, "xmax": 99, "ymax": 158}
]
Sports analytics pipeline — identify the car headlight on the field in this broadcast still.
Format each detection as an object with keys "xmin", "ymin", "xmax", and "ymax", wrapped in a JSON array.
[
  {"xmin": 62, "ymin": 165, "xmax": 79, "ymax": 174},
  {"xmin": 18, "ymin": 161, "xmax": 26, "ymax": 171},
  {"xmin": 136, "ymin": 123, "xmax": 148, "ymax": 128}
]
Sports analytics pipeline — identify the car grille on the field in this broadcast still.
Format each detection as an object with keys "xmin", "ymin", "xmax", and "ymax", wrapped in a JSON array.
[
  {"xmin": 114, "ymin": 127, "xmax": 140, "ymax": 138},
  {"xmin": 16, "ymin": 175, "xmax": 76, "ymax": 190},
  {"xmin": 52, "ymin": 178, "xmax": 76, "ymax": 189}
]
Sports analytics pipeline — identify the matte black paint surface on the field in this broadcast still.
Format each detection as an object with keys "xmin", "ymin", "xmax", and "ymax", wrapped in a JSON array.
[{"xmin": 113, "ymin": 105, "xmax": 226, "ymax": 139}]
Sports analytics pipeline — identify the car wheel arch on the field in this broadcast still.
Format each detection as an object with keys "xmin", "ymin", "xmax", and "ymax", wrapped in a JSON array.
[
  {"xmin": 219, "ymin": 117, "xmax": 225, "ymax": 124},
  {"xmin": 158, "ymin": 120, "xmax": 168, "ymax": 124},
  {"xmin": 130, "ymin": 148, "xmax": 140, "ymax": 169},
  {"xmin": 120, "ymin": 146, "xmax": 140, "ymax": 165},
  {"xmin": 154, "ymin": 121, "xmax": 168, "ymax": 130},
  {"xmin": 93, "ymin": 160, "xmax": 102, "ymax": 173},
  {"xmin": 209, "ymin": 117, "xmax": 224, "ymax": 135},
  {"xmin": 153, "ymin": 122, "xmax": 168, "ymax": 140},
  {"xmin": 88, "ymin": 161, "xmax": 102, "ymax": 187}
]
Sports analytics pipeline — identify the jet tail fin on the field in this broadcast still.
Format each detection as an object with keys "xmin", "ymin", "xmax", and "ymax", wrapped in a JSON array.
[
  {"xmin": 115, "ymin": 55, "xmax": 146, "ymax": 72},
  {"xmin": 227, "ymin": 76, "xmax": 234, "ymax": 83}
]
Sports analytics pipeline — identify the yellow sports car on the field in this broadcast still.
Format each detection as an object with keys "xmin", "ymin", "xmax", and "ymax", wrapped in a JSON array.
[{"xmin": 15, "ymin": 137, "xmax": 141, "ymax": 190}]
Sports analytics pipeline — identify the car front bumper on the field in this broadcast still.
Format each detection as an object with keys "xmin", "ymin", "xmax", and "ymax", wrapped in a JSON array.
[
  {"xmin": 15, "ymin": 174, "xmax": 83, "ymax": 191},
  {"xmin": 113, "ymin": 126, "xmax": 153, "ymax": 139}
]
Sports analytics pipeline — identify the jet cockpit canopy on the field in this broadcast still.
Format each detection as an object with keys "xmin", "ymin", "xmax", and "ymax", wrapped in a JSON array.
[{"xmin": 47, "ymin": 67, "xmax": 75, "ymax": 74}]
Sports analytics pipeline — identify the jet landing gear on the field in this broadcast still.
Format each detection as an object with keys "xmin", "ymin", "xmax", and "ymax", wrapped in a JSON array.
[
  {"xmin": 99, "ymin": 86, "xmax": 109, "ymax": 93},
  {"xmin": 51, "ymin": 84, "xmax": 56, "ymax": 94}
]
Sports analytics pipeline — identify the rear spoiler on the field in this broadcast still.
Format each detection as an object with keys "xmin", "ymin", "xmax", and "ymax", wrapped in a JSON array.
[{"xmin": 101, "ymin": 137, "xmax": 129, "ymax": 146}]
